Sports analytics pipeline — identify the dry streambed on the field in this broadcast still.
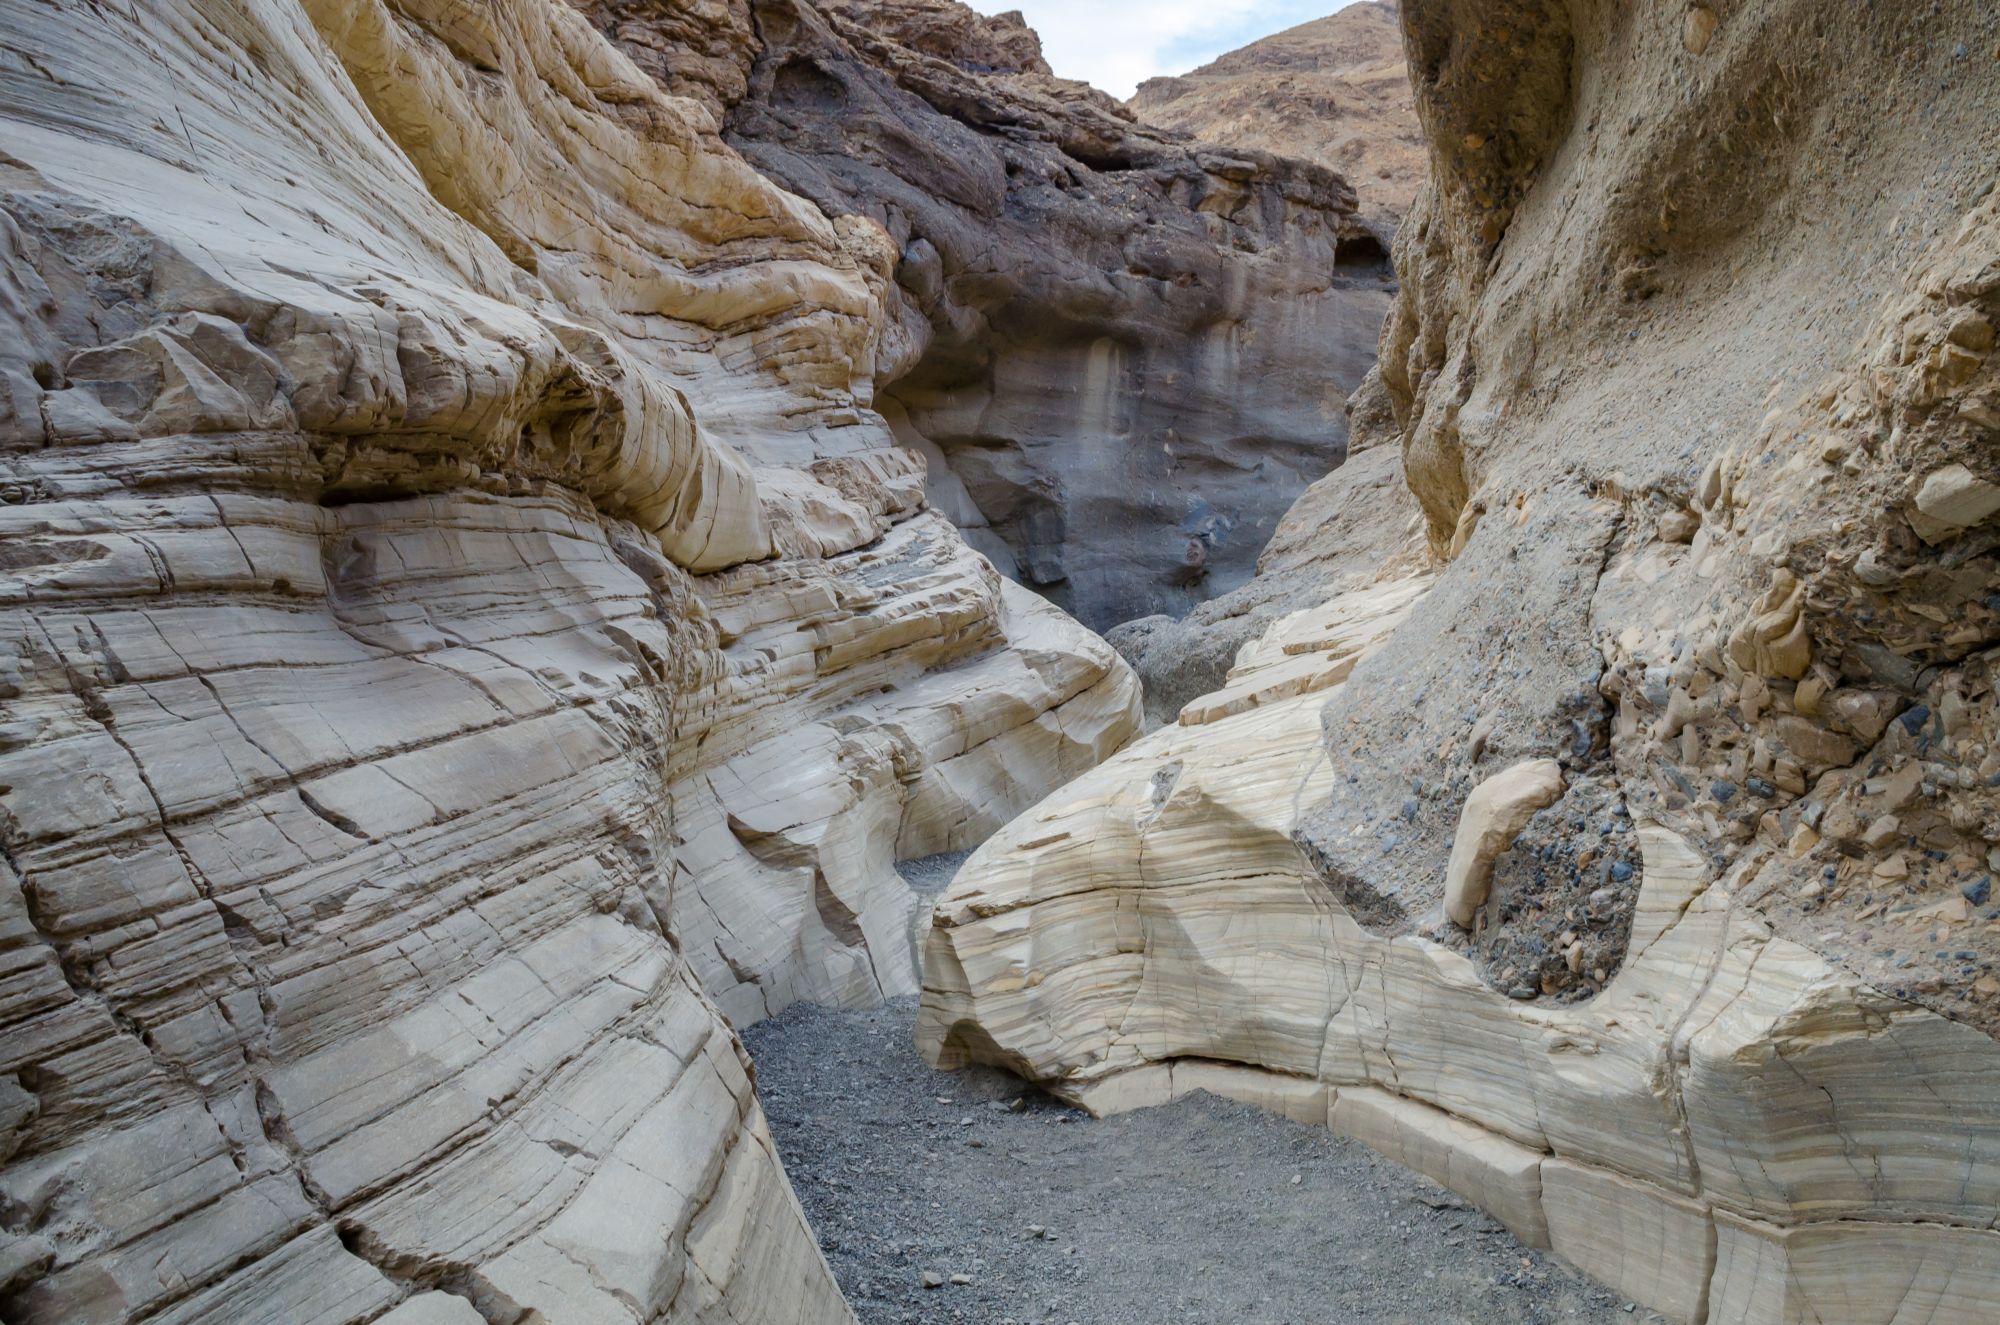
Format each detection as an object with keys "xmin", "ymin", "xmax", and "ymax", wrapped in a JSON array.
[{"xmin": 745, "ymin": 863, "xmax": 1665, "ymax": 1325}]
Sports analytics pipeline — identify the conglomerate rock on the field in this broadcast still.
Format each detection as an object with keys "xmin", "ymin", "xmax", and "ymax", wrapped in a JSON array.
[
  {"xmin": 0, "ymin": 1, "xmax": 1138, "ymax": 1321},
  {"xmin": 583, "ymin": 0, "xmax": 1395, "ymax": 631},
  {"xmin": 922, "ymin": 2, "xmax": 2000, "ymax": 1320}
]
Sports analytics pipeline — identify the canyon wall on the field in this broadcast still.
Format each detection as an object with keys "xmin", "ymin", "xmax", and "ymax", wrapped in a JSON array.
[
  {"xmin": 0, "ymin": 1, "xmax": 1137, "ymax": 1321},
  {"xmin": 586, "ymin": 0, "xmax": 1393, "ymax": 631},
  {"xmin": 923, "ymin": 2, "xmax": 2000, "ymax": 1320}
]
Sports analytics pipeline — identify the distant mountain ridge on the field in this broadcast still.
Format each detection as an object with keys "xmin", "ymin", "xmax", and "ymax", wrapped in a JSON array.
[{"xmin": 1130, "ymin": 2, "xmax": 1421, "ymax": 233}]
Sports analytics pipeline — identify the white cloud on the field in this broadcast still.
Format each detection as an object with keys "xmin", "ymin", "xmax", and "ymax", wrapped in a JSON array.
[{"xmin": 964, "ymin": 1, "xmax": 1346, "ymax": 100}]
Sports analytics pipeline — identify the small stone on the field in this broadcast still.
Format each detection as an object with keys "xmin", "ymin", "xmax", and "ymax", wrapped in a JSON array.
[
  {"xmin": 1910, "ymin": 464, "xmax": 2000, "ymax": 543},
  {"xmin": 1852, "ymin": 551, "xmax": 1896, "ymax": 588},
  {"xmin": 921, "ymin": 1270, "xmax": 946, "ymax": 1289},
  {"xmin": 1874, "ymin": 853, "xmax": 1910, "ymax": 881},
  {"xmin": 1659, "ymin": 508, "xmax": 1700, "ymax": 543},
  {"xmin": 949, "ymin": 1272, "xmax": 973, "ymax": 1286},
  {"xmin": 1609, "ymin": 860, "xmax": 1634, "ymax": 883},
  {"xmin": 1788, "ymin": 823, "xmax": 1820, "ymax": 858},
  {"xmin": 1683, "ymin": 5, "xmax": 1718, "ymax": 54},
  {"xmin": 1710, "ymin": 779, "xmax": 1737, "ymax": 803},
  {"xmin": 1861, "ymin": 815, "xmax": 1903, "ymax": 850},
  {"xmin": 1289, "ymin": 1173, "xmax": 1303, "ymax": 1186},
  {"xmin": 1964, "ymin": 878, "xmax": 1993, "ymax": 907},
  {"xmin": 1009, "ymin": 1097, "xmax": 1027, "ymax": 1112},
  {"xmin": 1798, "ymin": 881, "xmax": 1824, "ymax": 901}
]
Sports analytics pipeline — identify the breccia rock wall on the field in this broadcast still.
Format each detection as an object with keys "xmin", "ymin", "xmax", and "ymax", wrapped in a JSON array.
[
  {"xmin": 922, "ymin": 2, "xmax": 2000, "ymax": 1320},
  {"xmin": 585, "ymin": 0, "xmax": 1394, "ymax": 632},
  {"xmin": 0, "ymin": 1, "xmax": 1136, "ymax": 1321}
]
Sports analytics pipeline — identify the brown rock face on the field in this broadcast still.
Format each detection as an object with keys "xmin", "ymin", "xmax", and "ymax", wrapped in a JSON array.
[
  {"xmin": 1130, "ymin": 2, "xmax": 1422, "ymax": 235},
  {"xmin": 585, "ymin": 0, "xmax": 1395, "ymax": 631}
]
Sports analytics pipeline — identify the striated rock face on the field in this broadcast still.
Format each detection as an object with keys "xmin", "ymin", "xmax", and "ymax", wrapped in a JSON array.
[
  {"xmin": 0, "ymin": 1, "xmax": 1136, "ymax": 1321},
  {"xmin": 924, "ymin": 1, "xmax": 2000, "ymax": 1319},
  {"xmin": 585, "ymin": 0, "xmax": 1393, "ymax": 632},
  {"xmin": 1129, "ymin": 2, "xmax": 1422, "ymax": 236}
]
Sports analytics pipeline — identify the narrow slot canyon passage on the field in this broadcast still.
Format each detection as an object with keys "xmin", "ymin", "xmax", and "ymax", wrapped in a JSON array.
[
  {"xmin": 8, "ymin": 2, "xmax": 1999, "ymax": 1323},
  {"xmin": 743, "ymin": 858, "xmax": 1668, "ymax": 1325}
]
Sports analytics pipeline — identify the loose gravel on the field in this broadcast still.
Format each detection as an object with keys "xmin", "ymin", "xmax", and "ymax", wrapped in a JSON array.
[{"xmin": 743, "ymin": 855, "xmax": 1667, "ymax": 1325}]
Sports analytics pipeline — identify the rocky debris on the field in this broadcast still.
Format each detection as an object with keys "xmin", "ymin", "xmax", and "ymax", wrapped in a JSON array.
[
  {"xmin": 0, "ymin": 2, "xmax": 1141, "ymax": 1321},
  {"xmin": 1130, "ymin": 1, "xmax": 1423, "ymax": 235},
  {"xmin": 748, "ymin": 997, "xmax": 1656, "ymax": 1325},
  {"xmin": 580, "ymin": 0, "xmax": 1393, "ymax": 631},
  {"xmin": 1443, "ymin": 760, "xmax": 1567, "ymax": 928}
]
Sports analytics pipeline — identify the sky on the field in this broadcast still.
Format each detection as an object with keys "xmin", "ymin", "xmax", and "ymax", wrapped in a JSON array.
[{"xmin": 964, "ymin": 1, "xmax": 1360, "ymax": 101}]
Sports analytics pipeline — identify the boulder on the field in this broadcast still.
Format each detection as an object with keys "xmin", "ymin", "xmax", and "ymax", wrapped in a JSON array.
[{"xmin": 1442, "ymin": 760, "xmax": 1566, "ymax": 929}]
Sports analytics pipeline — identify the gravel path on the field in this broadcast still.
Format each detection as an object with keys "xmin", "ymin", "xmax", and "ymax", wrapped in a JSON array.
[{"xmin": 743, "ymin": 859, "xmax": 1667, "ymax": 1325}]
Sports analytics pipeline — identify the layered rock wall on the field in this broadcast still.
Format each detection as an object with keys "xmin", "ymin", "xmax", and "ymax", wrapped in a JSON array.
[
  {"xmin": 586, "ymin": 0, "xmax": 1393, "ymax": 631},
  {"xmin": 0, "ymin": 1, "xmax": 1135, "ymax": 1320}
]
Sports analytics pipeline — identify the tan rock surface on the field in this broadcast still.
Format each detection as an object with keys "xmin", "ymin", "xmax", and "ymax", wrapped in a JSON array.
[
  {"xmin": 1129, "ymin": 2, "xmax": 1422, "ymax": 235},
  {"xmin": 0, "ymin": 0, "xmax": 1136, "ymax": 1320},
  {"xmin": 1441, "ymin": 760, "xmax": 1566, "ymax": 929}
]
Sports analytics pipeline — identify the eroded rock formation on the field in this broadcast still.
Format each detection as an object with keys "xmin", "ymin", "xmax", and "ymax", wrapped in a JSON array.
[
  {"xmin": 0, "ymin": 1, "xmax": 1136, "ymax": 1320},
  {"xmin": 584, "ymin": 0, "xmax": 1393, "ymax": 631},
  {"xmin": 923, "ymin": 2, "xmax": 2000, "ymax": 1320},
  {"xmin": 1130, "ymin": 1, "xmax": 1423, "ymax": 237}
]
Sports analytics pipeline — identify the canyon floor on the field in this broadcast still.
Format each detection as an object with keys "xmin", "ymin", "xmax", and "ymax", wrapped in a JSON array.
[{"xmin": 742, "ymin": 859, "xmax": 1667, "ymax": 1325}]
